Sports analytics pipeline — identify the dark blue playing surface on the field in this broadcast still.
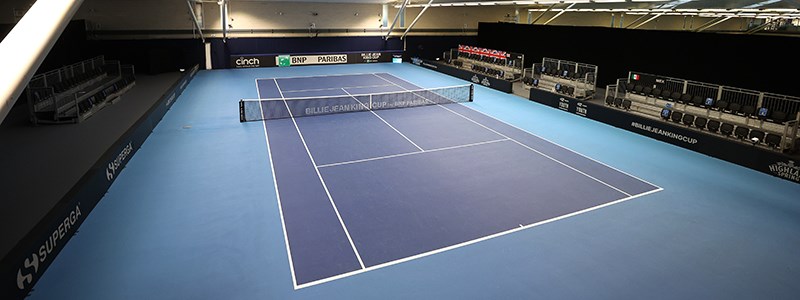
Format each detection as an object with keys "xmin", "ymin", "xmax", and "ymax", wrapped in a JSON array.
[{"xmin": 258, "ymin": 73, "xmax": 660, "ymax": 287}]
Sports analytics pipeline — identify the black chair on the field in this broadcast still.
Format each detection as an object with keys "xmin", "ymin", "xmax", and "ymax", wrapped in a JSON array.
[
  {"xmin": 734, "ymin": 126, "xmax": 750, "ymax": 139},
  {"xmin": 770, "ymin": 111, "xmax": 787, "ymax": 124},
  {"xmin": 765, "ymin": 133, "xmax": 782, "ymax": 148},
  {"xmin": 727, "ymin": 103, "xmax": 741, "ymax": 114},
  {"xmin": 614, "ymin": 98, "xmax": 624, "ymax": 107},
  {"xmin": 671, "ymin": 111, "xmax": 683, "ymax": 123},
  {"xmin": 661, "ymin": 90, "xmax": 672, "ymax": 99},
  {"xmin": 605, "ymin": 96, "xmax": 614, "ymax": 106},
  {"xmin": 691, "ymin": 95, "xmax": 704, "ymax": 106},
  {"xmin": 634, "ymin": 85, "xmax": 644, "ymax": 94},
  {"xmin": 720, "ymin": 123, "xmax": 735, "ymax": 136},
  {"xmin": 707, "ymin": 120, "xmax": 721, "ymax": 132},
  {"xmin": 740, "ymin": 105, "xmax": 755, "ymax": 117},
  {"xmin": 622, "ymin": 99, "xmax": 632, "ymax": 110},
  {"xmin": 749, "ymin": 130, "xmax": 765, "ymax": 143},
  {"xmin": 670, "ymin": 91, "xmax": 682, "ymax": 101},
  {"xmin": 682, "ymin": 114, "xmax": 695, "ymax": 126},
  {"xmin": 625, "ymin": 82, "xmax": 635, "ymax": 92},
  {"xmin": 652, "ymin": 88, "xmax": 662, "ymax": 98},
  {"xmin": 642, "ymin": 87, "xmax": 652, "ymax": 96},
  {"xmin": 680, "ymin": 94, "xmax": 692, "ymax": 104},
  {"xmin": 715, "ymin": 100, "xmax": 729, "ymax": 111},
  {"xmin": 694, "ymin": 117, "xmax": 708, "ymax": 129}
]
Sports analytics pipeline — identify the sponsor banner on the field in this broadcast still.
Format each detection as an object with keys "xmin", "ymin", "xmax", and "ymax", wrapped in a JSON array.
[
  {"xmin": 230, "ymin": 51, "xmax": 401, "ymax": 68},
  {"xmin": 277, "ymin": 54, "xmax": 348, "ymax": 66},
  {"xmin": 232, "ymin": 55, "xmax": 274, "ymax": 68},
  {"xmin": 1, "ymin": 66, "xmax": 201, "ymax": 299},
  {"xmin": 528, "ymin": 87, "xmax": 800, "ymax": 184},
  {"xmin": 416, "ymin": 59, "xmax": 512, "ymax": 93}
]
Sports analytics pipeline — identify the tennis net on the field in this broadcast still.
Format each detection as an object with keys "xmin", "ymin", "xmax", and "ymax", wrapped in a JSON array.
[{"xmin": 239, "ymin": 84, "xmax": 473, "ymax": 122}]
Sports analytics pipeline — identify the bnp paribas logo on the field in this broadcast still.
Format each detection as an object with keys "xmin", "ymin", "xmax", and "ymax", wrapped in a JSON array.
[{"xmin": 768, "ymin": 160, "xmax": 800, "ymax": 182}]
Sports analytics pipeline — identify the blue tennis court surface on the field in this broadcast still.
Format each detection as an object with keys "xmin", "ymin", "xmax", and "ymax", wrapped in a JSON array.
[
  {"xmin": 257, "ymin": 73, "xmax": 661, "ymax": 287},
  {"xmin": 29, "ymin": 63, "xmax": 800, "ymax": 300}
]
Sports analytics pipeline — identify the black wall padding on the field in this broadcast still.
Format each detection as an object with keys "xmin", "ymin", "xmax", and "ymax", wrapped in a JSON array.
[{"xmin": 478, "ymin": 22, "xmax": 800, "ymax": 97}]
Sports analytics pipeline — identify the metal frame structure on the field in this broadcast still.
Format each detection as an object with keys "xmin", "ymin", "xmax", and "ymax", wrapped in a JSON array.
[{"xmin": 605, "ymin": 72, "xmax": 800, "ymax": 151}]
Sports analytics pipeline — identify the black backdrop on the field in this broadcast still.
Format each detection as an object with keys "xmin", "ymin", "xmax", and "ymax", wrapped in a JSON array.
[{"xmin": 478, "ymin": 22, "xmax": 800, "ymax": 97}]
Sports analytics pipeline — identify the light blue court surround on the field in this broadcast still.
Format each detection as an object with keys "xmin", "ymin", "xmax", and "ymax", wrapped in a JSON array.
[{"xmin": 30, "ymin": 63, "xmax": 800, "ymax": 300}]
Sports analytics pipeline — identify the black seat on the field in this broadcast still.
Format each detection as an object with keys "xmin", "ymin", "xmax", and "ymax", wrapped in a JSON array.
[
  {"xmin": 770, "ymin": 111, "xmax": 787, "ymax": 124},
  {"xmin": 727, "ymin": 103, "xmax": 741, "ymax": 114},
  {"xmin": 720, "ymin": 123, "xmax": 735, "ymax": 136},
  {"xmin": 740, "ymin": 105, "xmax": 755, "ymax": 117},
  {"xmin": 680, "ymin": 94, "xmax": 692, "ymax": 104},
  {"xmin": 671, "ymin": 111, "xmax": 683, "ymax": 123},
  {"xmin": 707, "ymin": 120, "xmax": 721, "ymax": 132},
  {"xmin": 734, "ymin": 126, "xmax": 750, "ymax": 139},
  {"xmin": 765, "ymin": 133, "xmax": 782, "ymax": 148},
  {"xmin": 691, "ymin": 95, "xmax": 704, "ymax": 106},
  {"xmin": 642, "ymin": 87, "xmax": 652, "ymax": 96},
  {"xmin": 634, "ymin": 85, "xmax": 644, "ymax": 94},
  {"xmin": 652, "ymin": 88, "xmax": 662, "ymax": 98},
  {"xmin": 682, "ymin": 114, "xmax": 695, "ymax": 126},
  {"xmin": 670, "ymin": 91, "xmax": 681, "ymax": 101},
  {"xmin": 614, "ymin": 97, "xmax": 624, "ymax": 107},
  {"xmin": 661, "ymin": 90, "xmax": 672, "ymax": 99},
  {"xmin": 605, "ymin": 96, "xmax": 614, "ymax": 105},
  {"xmin": 715, "ymin": 100, "xmax": 729, "ymax": 111},
  {"xmin": 625, "ymin": 82, "xmax": 635, "ymax": 92},
  {"xmin": 749, "ymin": 130, "xmax": 765, "ymax": 143},
  {"xmin": 622, "ymin": 99, "xmax": 632, "ymax": 110},
  {"xmin": 694, "ymin": 117, "xmax": 708, "ymax": 129}
]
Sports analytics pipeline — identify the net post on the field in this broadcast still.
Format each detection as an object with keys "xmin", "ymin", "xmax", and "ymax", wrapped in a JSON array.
[
  {"xmin": 369, "ymin": 94, "xmax": 373, "ymax": 109},
  {"xmin": 469, "ymin": 84, "xmax": 474, "ymax": 102},
  {"xmin": 239, "ymin": 99, "xmax": 245, "ymax": 122}
]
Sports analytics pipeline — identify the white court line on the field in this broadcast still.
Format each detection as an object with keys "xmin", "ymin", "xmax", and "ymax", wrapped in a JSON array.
[
  {"xmin": 341, "ymin": 88, "xmax": 424, "ymax": 152},
  {"xmin": 383, "ymin": 73, "xmax": 663, "ymax": 191},
  {"xmin": 372, "ymin": 73, "xmax": 632, "ymax": 197},
  {"xmin": 255, "ymin": 79, "xmax": 299, "ymax": 288},
  {"xmin": 273, "ymin": 79, "xmax": 367, "ymax": 271},
  {"xmin": 280, "ymin": 84, "xmax": 397, "ymax": 94},
  {"xmin": 294, "ymin": 187, "xmax": 663, "ymax": 290},
  {"xmin": 317, "ymin": 138, "xmax": 509, "ymax": 168},
  {"xmin": 256, "ymin": 72, "xmax": 391, "ymax": 81}
]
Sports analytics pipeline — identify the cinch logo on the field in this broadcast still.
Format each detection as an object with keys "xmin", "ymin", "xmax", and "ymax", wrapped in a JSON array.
[
  {"xmin": 768, "ymin": 160, "xmax": 800, "ymax": 182},
  {"xmin": 106, "ymin": 142, "xmax": 134, "ymax": 181},
  {"xmin": 17, "ymin": 204, "xmax": 82, "ymax": 290},
  {"xmin": 235, "ymin": 57, "xmax": 260, "ymax": 66}
]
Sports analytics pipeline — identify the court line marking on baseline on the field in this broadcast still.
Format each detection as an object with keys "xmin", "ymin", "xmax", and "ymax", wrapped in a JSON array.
[
  {"xmin": 341, "ymin": 88, "xmax": 424, "ymax": 152},
  {"xmin": 378, "ymin": 73, "xmax": 662, "ymax": 191},
  {"xmin": 317, "ymin": 138, "xmax": 509, "ymax": 168},
  {"xmin": 280, "ymin": 84, "xmax": 398, "ymax": 94},
  {"xmin": 274, "ymin": 78, "xmax": 367, "ymax": 270},
  {"xmin": 256, "ymin": 72, "xmax": 393, "ymax": 82},
  {"xmin": 255, "ymin": 79, "xmax": 299, "ymax": 288},
  {"xmin": 373, "ymin": 73, "xmax": 632, "ymax": 197},
  {"xmin": 294, "ymin": 187, "xmax": 663, "ymax": 289}
]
